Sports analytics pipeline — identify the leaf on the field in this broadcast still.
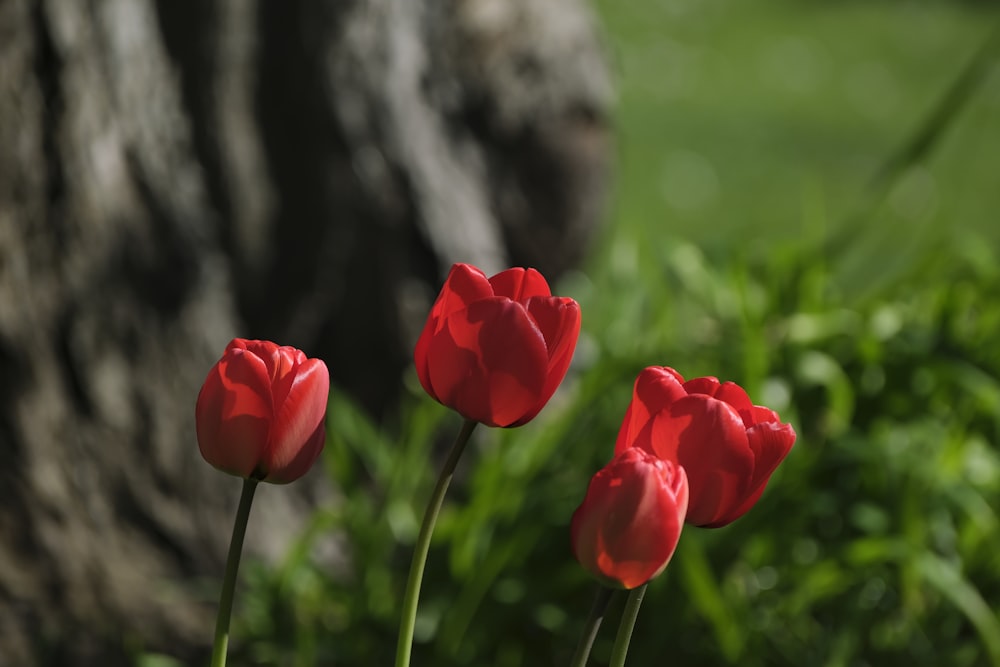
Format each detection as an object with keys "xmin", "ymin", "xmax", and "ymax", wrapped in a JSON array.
[{"xmin": 916, "ymin": 552, "xmax": 1000, "ymax": 666}]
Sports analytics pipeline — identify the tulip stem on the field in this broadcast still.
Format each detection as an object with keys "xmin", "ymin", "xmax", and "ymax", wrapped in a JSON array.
[
  {"xmin": 210, "ymin": 478, "xmax": 258, "ymax": 667},
  {"xmin": 568, "ymin": 584, "xmax": 616, "ymax": 667},
  {"xmin": 395, "ymin": 418, "xmax": 478, "ymax": 667},
  {"xmin": 609, "ymin": 583, "xmax": 648, "ymax": 667}
]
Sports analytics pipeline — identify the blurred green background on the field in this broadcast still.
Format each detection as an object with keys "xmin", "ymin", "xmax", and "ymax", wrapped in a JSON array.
[{"xmin": 183, "ymin": 1, "xmax": 1000, "ymax": 665}]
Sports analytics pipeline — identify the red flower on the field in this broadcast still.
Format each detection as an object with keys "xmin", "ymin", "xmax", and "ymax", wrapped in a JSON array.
[
  {"xmin": 615, "ymin": 366, "xmax": 795, "ymax": 528},
  {"xmin": 196, "ymin": 338, "xmax": 330, "ymax": 484},
  {"xmin": 571, "ymin": 447, "xmax": 688, "ymax": 589},
  {"xmin": 413, "ymin": 263, "xmax": 581, "ymax": 427}
]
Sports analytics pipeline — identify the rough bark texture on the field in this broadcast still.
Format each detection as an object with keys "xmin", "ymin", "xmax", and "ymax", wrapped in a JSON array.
[{"xmin": 0, "ymin": 0, "xmax": 611, "ymax": 664}]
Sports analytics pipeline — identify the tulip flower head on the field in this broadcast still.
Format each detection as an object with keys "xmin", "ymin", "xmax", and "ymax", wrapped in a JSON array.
[
  {"xmin": 615, "ymin": 366, "xmax": 796, "ymax": 528},
  {"xmin": 196, "ymin": 338, "xmax": 330, "ymax": 484},
  {"xmin": 414, "ymin": 263, "xmax": 581, "ymax": 427},
  {"xmin": 571, "ymin": 447, "xmax": 688, "ymax": 589}
]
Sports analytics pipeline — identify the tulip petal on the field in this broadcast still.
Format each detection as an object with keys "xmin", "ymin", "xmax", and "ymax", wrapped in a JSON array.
[
  {"xmin": 489, "ymin": 267, "xmax": 551, "ymax": 301},
  {"xmin": 749, "ymin": 404, "xmax": 780, "ymax": 425},
  {"xmin": 196, "ymin": 339, "xmax": 330, "ymax": 484},
  {"xmin": 571, "ymin": 449, "xmax": 687, "ymax": 589},
  {"xmin": 714, "ymin": 381, "xmax": 755, "ymax": 425},
  {"xmin": 595, "ymin": 473, "xmax": 675, "ymax": 588},
  {"xmin": 704, "ymin": 421, "xmax": 794, "ymax": 525},
  {"xmin": 224, "ymin": 338, "xmax": 251, "ymax": 354},
  {"xmin": 681, "ymin": 376, "xmax": 720, "ymax": 397},
  {"xmin": 264, "ymin": 344, "xmax": 308, "ymax": 407},
  {"xmin": 615, "ymin": 367, "xmax": 687, "ymax": 454},
  {"xmin": 196, "ymin": 349, "xmax": 273, "ymax": 478},
  {"xmin": 424, "ymin": 329, "xmax": 480, "ymax": 411},
  {"xmin": 265, "ymin": 358, "xmax": 330, "ymax": 480},
  {"xmin": 434, "ymin": 264, "xmax": 495, "ymax": 319},
  {"xmin": 745, "ymin": 420, "xmax": 796, "ymax": 492},
  {"xmin": 426, "ymin": 297, "xmax": 549, "ymax": 426},
  {"xmin": 266, "ymin": 420, "xmax": 327, "ymax": 484},
  {"xmin": 637, "ymin": 394, "xmax": 754, "ymax": 527},
  {"xmin": 221, "ymin": 348, "xmax": 275, "ymax": 421},
  {"xmin": 715, "ymin": 479, "xmax": 768, "ymax": 527},
  {"xmin": 414, "ymin": 264, "xmax": 495, "ymax": 399},
  {"xmin": 238, "ymin": 339, "xmax": 277, "ymax": 361},
  {"xmin": 511, "ymin": 296, "xmax": 581, "ymax": 425},
  {"xmin": 196, "ymin": 362, "xmax": 233, "ymax": 469},
  {"xmin": 614, "ymin": 403, "xmax": 638, "ymax": 456}
]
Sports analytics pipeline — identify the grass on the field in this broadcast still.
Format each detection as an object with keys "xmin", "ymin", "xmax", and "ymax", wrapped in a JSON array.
[
  {"xmin": 189, "ymin": 2, "xmax": 1000, "ymax": 666},
  {"xmin": 591, "ymin": 0, "xmax": 1000, "ymax": 294}
]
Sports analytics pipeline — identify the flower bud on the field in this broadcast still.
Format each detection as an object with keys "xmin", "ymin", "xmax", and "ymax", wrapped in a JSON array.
[
  {"xmin": 196, "ymin": 338, "xmax": 329, "ymax": 484},
  {"xmin": 571, "ymin": 448, "xmax": 688, "ymax": 589}
]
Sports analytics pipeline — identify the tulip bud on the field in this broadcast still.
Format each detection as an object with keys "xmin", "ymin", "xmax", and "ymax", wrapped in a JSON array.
[
  {"xmin": 413, "ymin": 263, "xmax": 581, "ymax": 427},
  {"xmin": 616, "ymin": 366, "xmax": 796, "ymax": 527},
  {"xmin": 196, "ymin": 338, "xmax": 330, "ymax": 484},
  {"xmin": 571, "ymin": 448, "xmax": 688, "ymax": 589}
]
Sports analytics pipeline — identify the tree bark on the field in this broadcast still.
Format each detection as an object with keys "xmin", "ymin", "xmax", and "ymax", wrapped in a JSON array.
[{"xmin": 0, "ymin": 0, "xmax": 611, "ymax": 664}]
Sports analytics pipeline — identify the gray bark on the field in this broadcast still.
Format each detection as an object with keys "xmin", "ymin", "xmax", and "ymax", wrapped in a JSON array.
[{"xmin": 0, "ymin": 0, "xmax": 611, "ymax": 664}]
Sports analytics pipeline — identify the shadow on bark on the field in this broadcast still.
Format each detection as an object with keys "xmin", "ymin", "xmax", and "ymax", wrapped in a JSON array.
[{"xmin": 0, "ymin": 0, "xmax": 612, "ymax": 663}]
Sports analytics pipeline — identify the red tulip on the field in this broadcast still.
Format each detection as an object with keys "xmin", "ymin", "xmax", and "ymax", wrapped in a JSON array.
[
  {"xmin": 196, "ymin": 338, "xmax": 330, "ymax": 484},
  {"xmin": 413, "ymin": 263, "xmax": 581, "ymax": 427},
  {"xmin": 615, "ymin": 366, "xmax": 795, "ymax": 528},
  {"xmin": 571, "ymin": 447, "xmax": 688, "ymax": 589}
]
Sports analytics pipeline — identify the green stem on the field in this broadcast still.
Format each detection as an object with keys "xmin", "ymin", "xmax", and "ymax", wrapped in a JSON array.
[
  {"xmin": 394, "ymin": 418, "xmax": 478, "ymax": 667},
  {"xmin": 609, "ymin": 584, "xmax": 648, "ymax": 667},
  {"xmin": 568, "ymin": 585, "xmax": 616, "ymax": 667},
  {"xmin": 210, "ymin": 478, "xmax": 258, "ymax": 667}
]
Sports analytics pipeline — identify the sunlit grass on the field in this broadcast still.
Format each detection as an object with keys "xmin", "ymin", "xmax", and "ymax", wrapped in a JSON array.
[{"xmin": 590, "ymin": 0, "xmax": 1000, "ymax": 292}]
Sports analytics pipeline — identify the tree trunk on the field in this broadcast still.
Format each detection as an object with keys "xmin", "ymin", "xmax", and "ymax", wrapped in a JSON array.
[{"xmin": 0, "ymin": 0, "xmax": 611, "ymax": 664}]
